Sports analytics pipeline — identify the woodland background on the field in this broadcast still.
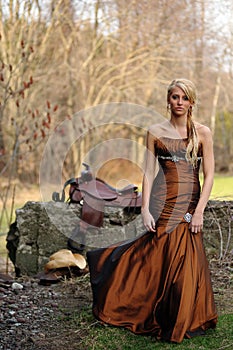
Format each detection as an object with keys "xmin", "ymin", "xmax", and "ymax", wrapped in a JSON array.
[{"xmin": 1, "ymin": 0, "xmax": 233, "ymax": 232}]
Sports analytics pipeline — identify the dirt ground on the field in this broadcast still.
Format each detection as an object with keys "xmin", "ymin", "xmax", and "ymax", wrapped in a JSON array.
[{"xmin": 0, "ymin": 271, "xmax": 92, "ymax": 350}]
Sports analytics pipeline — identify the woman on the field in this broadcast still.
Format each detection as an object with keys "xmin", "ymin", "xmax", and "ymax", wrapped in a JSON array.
[{"xmin": 87, "ymin": 78, "xmax": 217, "ymax": 343}]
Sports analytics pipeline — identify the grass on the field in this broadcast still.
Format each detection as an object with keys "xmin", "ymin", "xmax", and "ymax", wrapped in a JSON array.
[
  {"xmin": 67, "ymin": 306, "xmax": 233, "ymax": 350},
  {"xmin": 0, "ymin": 234, "xmax": 7, "ymax": 251},
  {"xmin": 210, "ymin": 175, "xmax": 233, "ymax": 200}
]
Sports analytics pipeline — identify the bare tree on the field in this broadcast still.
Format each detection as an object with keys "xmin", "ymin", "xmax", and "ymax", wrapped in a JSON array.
[{"xmin": 1, "ymin": 0, "xmax": 233, "ymax": 189}]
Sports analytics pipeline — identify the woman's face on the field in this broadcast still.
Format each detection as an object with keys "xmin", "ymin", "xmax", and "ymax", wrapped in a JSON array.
[{"xmin": 168, "ymin": 86, "xmax": 193, "ymax": 118}]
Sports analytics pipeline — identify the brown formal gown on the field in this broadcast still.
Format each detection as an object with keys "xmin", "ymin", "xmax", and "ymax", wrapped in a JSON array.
[{"xmin": 87, "ymin": 137, "xmax": 217, "ymax": 343}]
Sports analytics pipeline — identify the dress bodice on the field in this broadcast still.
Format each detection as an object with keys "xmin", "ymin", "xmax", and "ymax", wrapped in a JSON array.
[
  {"xmin": 154, "ymin": 137, "xmax": 202, "ymax": 181},
  {"xmin": 155, "ymin": 137, "xmax": 202, "ymax": 162},
  {"xmin": 149, "ymin": 137, "xmax": 202, "ymax": 230}
]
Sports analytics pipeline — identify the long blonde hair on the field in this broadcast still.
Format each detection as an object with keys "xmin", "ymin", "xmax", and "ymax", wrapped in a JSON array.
[{"xmin": 167, "ymin": 78, "xmax": 199, "ymax": 167}]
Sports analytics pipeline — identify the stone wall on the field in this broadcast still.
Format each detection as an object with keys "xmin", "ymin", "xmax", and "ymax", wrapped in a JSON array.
[{"xmin": 12, "ymin": 200, "xmax": 233, "ymax": 276}]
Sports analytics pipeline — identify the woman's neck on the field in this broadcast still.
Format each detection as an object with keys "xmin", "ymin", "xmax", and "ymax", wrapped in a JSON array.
[
  {"xmin": 169, "ymin": 115, "xmax": 187, "ymax": 128},
  {"xmin": 169, "ymin": 117, "xmax": 187, "ymax": 138}
]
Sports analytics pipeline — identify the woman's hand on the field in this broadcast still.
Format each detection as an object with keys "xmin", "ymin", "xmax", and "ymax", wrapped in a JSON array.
[
  {"xmin": 142, "ymin": 209, "xmax": 156, "ymax": 232},
  {"xmin": 189, "ymin": 211, "xmax": 203, "ymax": 234}
]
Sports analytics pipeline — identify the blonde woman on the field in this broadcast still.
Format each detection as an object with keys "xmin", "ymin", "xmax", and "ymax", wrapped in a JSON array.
[{"xmin": 87, "ymin": 78, "xmax": 217, "ymax": 343}]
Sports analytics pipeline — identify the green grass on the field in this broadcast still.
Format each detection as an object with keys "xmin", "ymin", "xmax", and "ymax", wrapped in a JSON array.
[
  {"xmin": 0, "ymin": 233, "xmax": 8, "ymax": 259},
  {"xmin": 198, "ymin": 174, "xmax": 233, "ymax": 200},
  {"xmin": 72, "ymin": 308, "xmax": 233, "ymax": 349},
  {"xmin": 210, "ymin": 175, "xmax": 233, "ymax": 200}
]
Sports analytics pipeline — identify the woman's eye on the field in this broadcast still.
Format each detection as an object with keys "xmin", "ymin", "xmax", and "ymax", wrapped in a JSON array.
[{"xmin": 171, "ymin": 94, "xmax": 189, "ymax": 101}]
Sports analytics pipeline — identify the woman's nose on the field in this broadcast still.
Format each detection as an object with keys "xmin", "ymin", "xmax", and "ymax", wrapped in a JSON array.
[{"xmin": 178, "ymin": 98, "xmax": 183, "ymax": 105}]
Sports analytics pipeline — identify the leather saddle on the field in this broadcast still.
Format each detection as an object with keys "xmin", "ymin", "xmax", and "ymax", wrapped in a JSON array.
[{"xmin": 52, "ymin": 163, "xmax": 142, "ymax": 252}]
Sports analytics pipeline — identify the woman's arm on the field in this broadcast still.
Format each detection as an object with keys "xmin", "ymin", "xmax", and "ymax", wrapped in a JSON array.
[
  {"xmin": 141, "ymin": 128, "xmax": 158, "ymax": 232},
  {"xmin": 191, "ymin": 126, "xmax": 214, "ymax": 233}
]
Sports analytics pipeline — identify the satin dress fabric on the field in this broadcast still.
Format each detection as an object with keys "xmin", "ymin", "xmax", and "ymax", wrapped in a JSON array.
[{"xmin": 87, "ymin": 137, "xmax": 217, "ymax": 343}]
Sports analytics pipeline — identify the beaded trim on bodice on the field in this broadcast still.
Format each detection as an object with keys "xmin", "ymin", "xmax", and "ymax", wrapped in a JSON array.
[
  {"xmin": 158, "ymin": 155, "xmax": 202, "ymax": 163},
  {"xmin": 156, "ymin": 137, "xmax": 203, "ymax": 163}
]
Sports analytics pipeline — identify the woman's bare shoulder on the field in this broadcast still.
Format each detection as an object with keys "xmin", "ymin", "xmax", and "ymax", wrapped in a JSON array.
[{"xmin": 195, "ymin": 122, "xmax": 213, "ymax": 141}]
